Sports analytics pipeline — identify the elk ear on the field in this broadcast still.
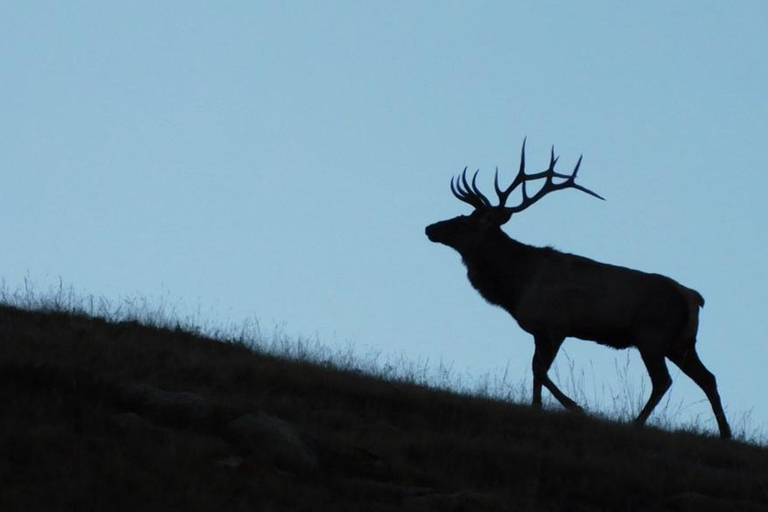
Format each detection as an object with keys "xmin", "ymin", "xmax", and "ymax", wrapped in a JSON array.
[
  {"xmin": 487, "ymin": 209, "xmax": 512, "ymax": 226},
  {"xmin": 478, "ymin": 209, "xmax": 512, "ymax": 229}
]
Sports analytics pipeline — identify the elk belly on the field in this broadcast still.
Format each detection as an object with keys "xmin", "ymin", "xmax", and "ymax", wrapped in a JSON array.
[{"xmin": 516, "ymin": 285, "xmax": 636, "ymax": 348}]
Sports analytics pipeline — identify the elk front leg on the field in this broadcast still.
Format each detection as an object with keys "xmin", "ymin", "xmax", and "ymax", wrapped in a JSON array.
[{"xmin": 532, "ymin": 335, "xmax": 583, "ymax": 412}]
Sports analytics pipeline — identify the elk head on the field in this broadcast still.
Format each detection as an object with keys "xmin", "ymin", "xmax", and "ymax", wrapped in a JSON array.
[{"xmin": 425, "ymin": 140, "xmax": 604, "ymax": 253}]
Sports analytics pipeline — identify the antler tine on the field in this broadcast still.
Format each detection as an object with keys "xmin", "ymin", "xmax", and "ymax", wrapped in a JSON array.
[
  {"xmin": 495, "ymin": 138, "xmax": 527, "ymax": 207},
  {"xmin": 569, "ymin": 155, "xmax": 605, "ymax": 200},
  {"xmin": 450, "ymin": 167, "xmax": 468, "ymax": 201},
  {"xmin": 549, "ymin": 145, "xmax": 559, "ymax": 171},
  {"xmin": 573, "ymin": 154, "xmax": 582, "ymax": 174},
  {"xmin": 503, "ymin": 151, "xmax": 604, "ymax": 214},
  {"xmin": 451, "ymin": 167, "xmax": 491, "ymax": 209},
  {"xmin": 523, "ymin": 146, "xmax": 570, "ymax": 181},
  {"xmin": 470, "ymin": 170, "xmax": 491, "ymax": 206}
]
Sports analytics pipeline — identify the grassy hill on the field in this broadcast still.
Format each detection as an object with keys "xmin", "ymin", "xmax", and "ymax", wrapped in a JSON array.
[{"xmin": 1, "ymin": 300, "xmax": 768, "ymax": 511}]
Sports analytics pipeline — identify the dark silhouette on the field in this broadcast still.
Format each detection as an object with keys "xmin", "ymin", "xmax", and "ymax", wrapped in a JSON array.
[{"xmin": 425, "ymin": 140, "xmax": 731, "ymax": 439}]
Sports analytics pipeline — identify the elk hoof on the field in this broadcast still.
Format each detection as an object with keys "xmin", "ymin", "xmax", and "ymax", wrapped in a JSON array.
[{"xmin": 570, "ymin": 405, "xmax": 585, "ymax": 415}]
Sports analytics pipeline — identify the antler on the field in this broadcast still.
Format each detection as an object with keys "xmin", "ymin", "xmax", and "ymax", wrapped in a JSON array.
[
  {"xmin": 451, "ymin": 167, "xmax": 492, "ymax": 209},
  {"xmin": 493, "ymin": 139, "xmax": 604, "ymax": 215},
  {"xmin": 450, "ymin": 139, "xmax": 604, "ymax": 219}
]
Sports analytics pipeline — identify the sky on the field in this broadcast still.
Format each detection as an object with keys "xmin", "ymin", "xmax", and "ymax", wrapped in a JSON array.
[{"xmin": 2, "ymin": 2, "xmax": 767, "ymax": 437}]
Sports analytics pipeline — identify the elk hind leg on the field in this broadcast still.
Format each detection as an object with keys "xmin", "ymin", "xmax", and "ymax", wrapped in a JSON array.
[
  {"xmin": 668, "ymin": 347, "xmax": 732, "ymax": 439},
  {"xmin": 532, "ymin": 335, "xmax": 583, "ymax": 413},
  {"xmin": 635, "ymin": 350, "xmax": 672, "ymax": 426}
]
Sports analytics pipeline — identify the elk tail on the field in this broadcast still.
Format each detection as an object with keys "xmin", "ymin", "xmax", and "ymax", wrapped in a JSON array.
[{"xmin": 678, "ymin": 284, "xmax": 705, "ymax": 344}]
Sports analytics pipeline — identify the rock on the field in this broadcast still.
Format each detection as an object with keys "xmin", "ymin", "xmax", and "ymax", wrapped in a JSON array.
[
  {"xmin": 113, "ymin": 384, "xmax": 318, "ymax": 474},
  {"xmin": 111, "ymin": 411, "xmax": 157, "ymax": 431},
  {"xmin": 410, "ymin": 489, "xmax": 508, "ymax": 512},
  {"xmin": 225, "ymin": 412, "xmax": 318, "ymax": 473},
  {"xmin": 116, "ymin": 383, "xmax": 213, "ymax": 425},
  {"xmin": 664, "ymin": 492, "xmax": 766, "ymax": 512}
]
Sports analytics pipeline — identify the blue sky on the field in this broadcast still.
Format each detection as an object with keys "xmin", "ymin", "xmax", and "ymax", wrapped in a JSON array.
[{"xmin": 2, "ymin": 2, "xmax": 767, "ymax": 436}]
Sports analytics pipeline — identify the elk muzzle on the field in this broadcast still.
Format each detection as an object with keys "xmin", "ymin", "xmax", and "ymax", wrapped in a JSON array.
[{"xmin": 425, "ymin": 221, "xmax": 447, "ymax": 243}]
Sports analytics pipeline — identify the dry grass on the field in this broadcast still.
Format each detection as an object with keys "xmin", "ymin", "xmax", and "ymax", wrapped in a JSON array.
[{"xmin": 1, "ymin": 286, "xmax": 768, "ymax": 511}]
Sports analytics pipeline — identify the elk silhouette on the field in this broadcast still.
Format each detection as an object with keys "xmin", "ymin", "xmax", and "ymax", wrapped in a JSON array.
[{"xmin": 425, "ymin": 140, "xmax": 731, "ymax": 439}]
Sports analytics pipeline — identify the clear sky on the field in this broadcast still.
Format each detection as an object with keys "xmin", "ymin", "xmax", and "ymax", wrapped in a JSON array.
[{"xmin": 2, "ymin": 2, "xmax": 767, "ymax": 437}]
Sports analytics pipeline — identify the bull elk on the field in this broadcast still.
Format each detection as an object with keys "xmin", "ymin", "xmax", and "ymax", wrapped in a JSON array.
[{"xmin": 425, "ymin": 140, "xmax": 731, "ymax": 439}]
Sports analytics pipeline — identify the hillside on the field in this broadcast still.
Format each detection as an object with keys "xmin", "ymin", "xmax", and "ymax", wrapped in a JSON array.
[{"xmin": 1, "ymin": 303, "xmax": 767, "ymax": 511}]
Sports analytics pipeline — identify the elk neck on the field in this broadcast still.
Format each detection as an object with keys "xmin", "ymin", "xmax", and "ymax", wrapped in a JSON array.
[{"xmin": 460, "ymin": 227, "xmax": 546, "ymax": 314}]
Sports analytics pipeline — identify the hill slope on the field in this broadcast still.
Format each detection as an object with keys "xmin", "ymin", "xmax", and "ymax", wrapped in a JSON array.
[{"xmin": 1, "ymin": 303, "xmax": 767, "ymax": 511}]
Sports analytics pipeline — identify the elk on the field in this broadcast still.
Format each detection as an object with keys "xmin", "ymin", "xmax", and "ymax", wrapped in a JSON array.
[{"xmin": 425, "ymin": 140, "xmax": 731, "ymax": 439}]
